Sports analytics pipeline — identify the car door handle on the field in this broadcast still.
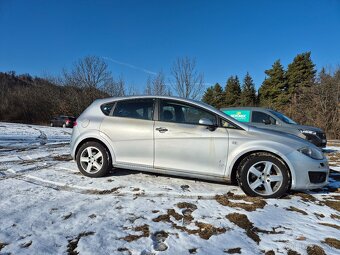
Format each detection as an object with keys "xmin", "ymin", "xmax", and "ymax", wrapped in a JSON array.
[{"xmin": 156, "ymin": 127, "xmax": 168, "ymax": 133}]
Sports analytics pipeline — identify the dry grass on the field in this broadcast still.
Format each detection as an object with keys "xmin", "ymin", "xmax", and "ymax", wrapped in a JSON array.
[
  {"xmin": 306, "ymin": 245, "xmax": 326, "ymax": 255},
  {"xmin": 67, "ymin": 232, "xmax": 95, "ymax": 255},
  {"xmin": 323, "ymin": 200, "xmax": 340, "ymax": 212},
  {"xmin": 122, "ymin": 224, "xmax": 150, "ymax": 242},
  {"xmin": 286, "ymin": 206, "xmax": 308, "ymax": 215},
  {"xmin": 226, "ymin": 213, "xmax": 260, "ymax": 244},
  {"xmin": 323, "ymin": 237, "xmax": 340, "ymax": 249},
  {"xmin": 318, "ymin": 222, "xmax": 340, "ymax": 230},
  {"xmin": 224, "ymin": 247, "xmax": 241, "ymax": 254},
  {"xmin": 215, "ymin": 192, "xmax": 266, "ymax": 212}
]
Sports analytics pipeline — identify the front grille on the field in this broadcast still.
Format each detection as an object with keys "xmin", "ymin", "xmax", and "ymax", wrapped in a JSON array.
[
  {"xmin": 308, "ymin": 172, "xmax": 327, "ymax": 184},
  {"xmin": 316, "ymin": 132, "xmax": 326, "ymax": 139}
]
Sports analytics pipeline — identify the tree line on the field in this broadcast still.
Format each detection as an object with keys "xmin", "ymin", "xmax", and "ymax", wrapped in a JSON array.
[
  {"xmin": 0, "ymin": 53, "xmax": 339, "ymax": 139},
  {"xmin": 202, "ymin": 52, "xmax": 340, "ymax": 139}
]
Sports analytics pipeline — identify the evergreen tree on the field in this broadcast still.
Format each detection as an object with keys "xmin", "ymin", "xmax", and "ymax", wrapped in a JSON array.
[
  {"xmin": 258, "ymin": 60, "xmax": 288, "ymax": 110},
  {"xmin": 286, "ymin": 52, "xmax": 317, "ymax": 117},
  {"xmin": 202, "ymin": 83, "xmax": 224, "ymax": 108},
  {"xmin": 240, "ymin": 72, "xmax": 256, "ymax": 106},
  {"xmin": 224, "ymin": 76, "xmax": 241, "ymax": 106}
]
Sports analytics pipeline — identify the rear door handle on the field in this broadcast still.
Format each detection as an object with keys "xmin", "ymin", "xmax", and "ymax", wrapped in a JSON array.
[{"xmin": 156, "ymin": 127, "xmax": 168, "ymax": 133}]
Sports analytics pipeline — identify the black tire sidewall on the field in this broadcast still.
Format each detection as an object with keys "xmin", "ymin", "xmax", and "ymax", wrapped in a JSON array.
[
  {"xmin": 76, "ymin": 142, "xmax": 110, "ymax": 178},
  {"xmin": 238, "ymin": 154, "xmax": 290, "ymax": 198}
]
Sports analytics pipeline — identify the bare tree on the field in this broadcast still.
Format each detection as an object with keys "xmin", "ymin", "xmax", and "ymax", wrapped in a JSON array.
[
  {"xmin": 63, "ymin": 56, "xmax": 112, "ymax": 89},
  {"xmin": 102, "ymin": 76, "xmax": 126, "ymax": 97},
  {"xmin": 170, "ymin": 57, "xmax": 204, "ymax": 99},
  {"xmin": 144, "ymin": 72, "xmax": 170, "ymax": 96}
]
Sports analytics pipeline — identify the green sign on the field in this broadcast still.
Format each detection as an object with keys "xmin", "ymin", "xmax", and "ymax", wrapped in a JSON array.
[{"xmin": 223, "ymin": 110, "xmax": 250, "ymax": 122}]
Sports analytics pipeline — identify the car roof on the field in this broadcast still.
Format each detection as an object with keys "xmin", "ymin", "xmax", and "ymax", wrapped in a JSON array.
[{"xmin": 220, "ymin": 107, "xmax": 273, "ymax": 111}]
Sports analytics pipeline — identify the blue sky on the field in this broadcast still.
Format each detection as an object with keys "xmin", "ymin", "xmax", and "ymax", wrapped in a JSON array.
[{"xmin": 0, "ymin": 0, "xmax": 339, "ymax": 91}]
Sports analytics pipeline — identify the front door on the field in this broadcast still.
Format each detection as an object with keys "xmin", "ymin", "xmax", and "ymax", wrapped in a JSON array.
[{"xmin": 154, "ymin": 99, "xmax": 229, "ymax": 177}]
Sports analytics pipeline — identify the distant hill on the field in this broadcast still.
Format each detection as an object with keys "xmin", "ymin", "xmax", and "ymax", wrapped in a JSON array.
[{"xmin": 0, "ymin": 72, "xmax": 108, "ymax": 124}]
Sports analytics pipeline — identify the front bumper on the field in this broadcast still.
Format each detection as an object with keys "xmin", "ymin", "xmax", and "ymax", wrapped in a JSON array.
[{"xmin": 286, "ymin": 150, "xmax": 329, "ymax": 190}]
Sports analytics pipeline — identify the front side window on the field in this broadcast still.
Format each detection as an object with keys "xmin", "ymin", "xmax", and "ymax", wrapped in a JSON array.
[
  {"xmin": 113, "ymin": 99, "xmax": 154, "ymax": 120},
  {"xmin": 160, "ymin": 100, "xmax": 217, "ymax": 125},
  {"xmin": 252, "ymin": 111, "xmax": 276, "ymax": 124}
]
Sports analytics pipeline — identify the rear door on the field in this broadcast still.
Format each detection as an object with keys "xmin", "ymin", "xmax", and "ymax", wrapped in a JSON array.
[
  {"xmin": 100, "ymin": 98, "xmax": 155, "ymax": 167},
  {"xmin": 154, "ymin": 99, "xmax": 229, "ymax": 176}
]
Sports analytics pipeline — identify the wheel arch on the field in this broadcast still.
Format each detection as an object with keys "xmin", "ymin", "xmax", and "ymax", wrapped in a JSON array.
[
  {"xmin": 229, "ymin": 150, "xmax": 293, "ymax": 187},
  {"xmin": 74, "ymin": 136, "xmax": 116, "ymax": 166}
]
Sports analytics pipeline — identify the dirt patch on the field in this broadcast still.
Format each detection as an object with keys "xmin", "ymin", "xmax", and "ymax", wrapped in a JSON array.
[
  {"xmin": 53, "ymin": 154, "xmax": 73, "ymax": 161},
  {"xmin": 323, "ymin": 200, "xmax": 340, "ymax": 212},
  {"xmin": 153, "ymin": 207, "xmax": 226, "ymax": 240},
  {"xmin": 153, "ymin": 209, "xmax": 183, "ymax": 222},
  {"xmin": 286, "ymin": 206, "xmax": 308, "ymax": 215},
  {"xmin": 215, "ymin": 192, "xmax": 266, "ymax": 212},
  {"xmin": 117, "ymin": 247, "xmax": 132, "ymax": 254},
  {"xmin": 122, "ymin": 224, "xmax": 150, "ymax": 242},
  {"xmin": 226, "ymin": 213, "xmax": 260, "ymax": 243},
  {"xmin": 306, "ymin": 245, "xmax": 326, "ymax": 255},
  {"xmin": 224, "ymin": 247, "xmax": 241, "ymax": 254},
  {"xmin": 323, "ymin": 237, "xmax": 340, "ymax": 249},
  {"xmin": 189, "ymin": 248, "xmax": 197, "ymax": 254},
  {"xmin": 88, "ymin": 187, "xmax": 122, "ymax": 195},
  {"xmin": 287, "ymin": 249, "xmax": 301, "ymax": 255},
  {"xmin": 318, "ymin": 222, "xmax": 340, "ymax": 230},
  {"xmin": 20, "ymin": 240, "xmax": 32, "ymax": 248},
  {"xmin": 177, "ymin": 202, "xmax": 198, "ymax": 211},
  {"xmin": 331, "ymin": 213, "xmax": 340, "ymax": 220},
  {"xmin": 292, "ymin": 192, "xmax": 317, "ymax": 202},
  {"xmin": 264, "ymin": 251, "xmax": 275, "ymax": 255},
  {"xmin": 0, "ymin": 242, "xmax": 8, "ymax": 251},
  {"xmin": 67, "ymin": 231, "xmax": 95, "ymax": 255}
]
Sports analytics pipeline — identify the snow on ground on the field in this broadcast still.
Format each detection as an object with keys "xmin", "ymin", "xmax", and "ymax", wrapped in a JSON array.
[{"xmin": 0, "ymin": 122, "xmax": 339, "ymax": 255}]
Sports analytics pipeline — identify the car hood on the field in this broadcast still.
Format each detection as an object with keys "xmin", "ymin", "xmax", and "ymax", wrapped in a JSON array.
[
  {"xmin": 248, "ymin": 125, "xmax": 316, "ymax": 149},
  {"xmin": 291, "ymin": 124, "xmax": 323, "ymax": 132}
]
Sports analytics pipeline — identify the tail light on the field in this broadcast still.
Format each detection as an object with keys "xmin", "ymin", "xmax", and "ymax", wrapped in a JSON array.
[
  {"xmin": 73, "ymin": 121, "xmax": 77, "ymax": 127},
  {"xmin": 66, "ymin": 119, "xmax": 70, "ymax": 124}
]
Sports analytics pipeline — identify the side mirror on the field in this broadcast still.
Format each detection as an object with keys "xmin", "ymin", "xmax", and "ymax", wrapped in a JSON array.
[
  {"xmin": 263, "ymin": 119, "xmax": 271, "ymax": 125},
  {"xmin": 199, "ymin": 118, "xmax": 216, "ymax": 131},
  {"xmin": 199, "ymin": 118, "xmax": 213, "ymax": 126}
]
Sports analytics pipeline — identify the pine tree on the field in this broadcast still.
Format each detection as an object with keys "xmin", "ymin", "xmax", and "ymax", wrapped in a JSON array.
[
  {"xmin": 202, "ymin": 83, "xmax": 224, "ymax": 108},
  {"xmin": 240, "ymin": 72, "xmax": 256, "ymax": 106},
  {"xmin": 258, "ymin": 60, "xmax": 288, "ymax": 110},
  {"xmin": 224, "ymin": 76, "xmax": 241, "ymax": 106},
  {"xmin": 286, "ymin": 52, "xmax": 316, "ymax": 116}
]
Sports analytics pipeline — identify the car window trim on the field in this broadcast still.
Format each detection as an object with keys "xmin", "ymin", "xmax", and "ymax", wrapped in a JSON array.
[
  {"xmin": 158, "ymin": 99, "xmax": 218, "ymax": 126},
  {"xmin": 111, "ymin": 98, "xmax": 156, "ymax": 121}
]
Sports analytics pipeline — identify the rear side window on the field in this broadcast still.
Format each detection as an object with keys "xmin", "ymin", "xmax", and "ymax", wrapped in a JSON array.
[
  {"xmin": 252, "ymin": 111, "xmax": 276, "ymax": 124},
  {"xmin": 113, "ymin": 99, "xmax": 155, "ymax": 120},
  {"xmin": 101, "ymin": 103, "xmax": 115, "ymax": 116}
]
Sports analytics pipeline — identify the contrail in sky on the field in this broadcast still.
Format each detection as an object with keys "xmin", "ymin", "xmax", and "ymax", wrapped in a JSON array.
[{"xmin": 103, "ymin": 57, "xmax": 157, "ymax": 75}]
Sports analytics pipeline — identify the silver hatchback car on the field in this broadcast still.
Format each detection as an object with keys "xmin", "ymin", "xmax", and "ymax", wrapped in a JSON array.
[{"xmin": 70, "ymin": 96, "xmax": 329, "ymax": 198}]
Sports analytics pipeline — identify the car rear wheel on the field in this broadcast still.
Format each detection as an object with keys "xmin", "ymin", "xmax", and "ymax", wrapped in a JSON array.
[
  {"xmin": 76, "ymin": 142, "xmax": 111, "ymax": 177},
  {"xmin": 237, "ymin": 152, "xmax": 290, "ymax": 198}
]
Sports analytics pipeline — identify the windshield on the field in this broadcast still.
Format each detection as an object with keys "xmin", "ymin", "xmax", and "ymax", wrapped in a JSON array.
[{"xmin": 269, "ymin": 110, "xmax": 297, "ymax": 124}]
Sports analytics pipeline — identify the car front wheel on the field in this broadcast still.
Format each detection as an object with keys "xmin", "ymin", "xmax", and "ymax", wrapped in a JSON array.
[
  {"xmin": 237, "ymin": 152, "xmax": 290, "ymax": 198},
  {"xmin": 76, "ymin": 142, "xmax": 111, "ymax": 177}
]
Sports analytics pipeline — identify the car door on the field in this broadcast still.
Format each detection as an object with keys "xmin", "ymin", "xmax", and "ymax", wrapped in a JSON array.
[
  {"xmin": 100, "ymin": 98, "xmax": 155, "ymax": 167},
  {"xmin": 154, "ymin": 99, "xmax": 229, "ymax": 177},
  {"xmin": 250, "ymin": 111, "xmax": 277, "ymax": 130}
]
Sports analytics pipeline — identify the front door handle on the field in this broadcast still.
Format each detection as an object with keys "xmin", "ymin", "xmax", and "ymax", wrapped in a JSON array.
[{"xmin": 156, "ymin": 127, "xmax": 168, "ymax": 133}]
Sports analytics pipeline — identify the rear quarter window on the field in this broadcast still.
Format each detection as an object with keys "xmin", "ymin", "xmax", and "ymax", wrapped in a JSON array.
[
  {"xmin": 222, "ymin": 110, "xmax": 251, "ymax": 122},
  {"xmin": 101, "ymin": 102, "xmax": 115, "ymax": 116}
]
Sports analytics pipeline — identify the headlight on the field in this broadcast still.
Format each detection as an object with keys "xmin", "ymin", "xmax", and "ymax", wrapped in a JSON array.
[
  {"xmin": 297, "ymin": 146, "xmax": 324, "ymax": 160},
  {"xmin": 299, "ymin": 129, "xmax": 317, "ymax": 135}
]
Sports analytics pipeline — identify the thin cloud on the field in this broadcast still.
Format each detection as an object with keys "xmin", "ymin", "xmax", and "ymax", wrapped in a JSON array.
[{"xmin": 103, "ymin": 57, "xmax": 157, "ymax": 75}]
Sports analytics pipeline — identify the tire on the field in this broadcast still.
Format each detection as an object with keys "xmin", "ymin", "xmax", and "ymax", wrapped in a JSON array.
[
  {"xmin": 76, "ymin": 141, "xmax": 111, "ymax": 177},
  {"xmin": 237, "ymin": 152, "xmax": 290, "ymax": 198}
]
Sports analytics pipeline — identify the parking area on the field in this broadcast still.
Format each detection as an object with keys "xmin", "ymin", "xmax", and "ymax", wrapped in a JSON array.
[{"xmin": 0, "ymin": 122, "xmax": 339, "ymax": 255}]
